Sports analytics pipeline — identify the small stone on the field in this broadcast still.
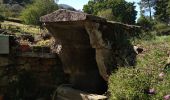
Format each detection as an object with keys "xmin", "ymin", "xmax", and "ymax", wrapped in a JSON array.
[
  {"xmin": 159, "ymin": 72, "xmax": 165, "ymax": 79},
  {"xmin": 159, "ymin": 72, "xmax": 164, "ymax": 76},
  {"xmin": 133, "ymin": 46, "xmax": 143, "ymax": 54},
  {"xmin": 164, "ymin": 94, "xmax": 170, "ymax": 100},
  {"xmin": 148, "ymin": 88, "xmax": 156, "ymax": 94}
]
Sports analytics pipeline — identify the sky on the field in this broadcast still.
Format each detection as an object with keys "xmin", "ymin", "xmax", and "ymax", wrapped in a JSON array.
[{"xmin": 58, "ymin": 0, "xmax": 141, "ymax": 19}]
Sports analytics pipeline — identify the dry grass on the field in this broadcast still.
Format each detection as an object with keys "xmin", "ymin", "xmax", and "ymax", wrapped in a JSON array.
[{"xmin": 0, "ymin": 21, "xmax": 40, "ymax": 35}]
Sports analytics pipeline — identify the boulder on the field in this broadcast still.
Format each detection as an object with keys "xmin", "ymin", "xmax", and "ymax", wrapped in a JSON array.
[
  {"xmin": 55, "ymin": 85, "xmax": 107, "ymax": 100},
  {"xmin": 40, "ymin": 9, "xmax": 139, "ymax": 94}
]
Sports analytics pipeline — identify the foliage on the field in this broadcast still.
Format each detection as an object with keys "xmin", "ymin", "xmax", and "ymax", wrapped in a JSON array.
[
  {"xmin": 154, "ymin": 0, "xmax": 169, "ymax": 23},
  {"xmin": 1, "ymin": 0, "xmax": 32, "ymax": 5},
  {"xmin": 0, "ymin": 14, "xmax": 5, "ymax": 22},
  {"xmin": 20, "ymin": 0, "xmax": 58, "ymax": 25},
  {"xmin": 138, "ymin": 0, "xmax": 156, "ymax": 19},
  {"xmin": 0, "ymin": 4, "xmax": 13, "ymax": 17},
  {"xmin": 0, "ymin": 0, "xmax": 33, "ymax": 18},
  {"xmin": 13, "ymin": 0, "xmax": 32, "ymax": 4},
  {"xmin": 0, "ymin": 21, "xmax": 40, "ymax": 35},
  {"xmin": 109, "ymin": 67, "xmax": 154, "ymax": 100},
  {"xmin": 166, "ymin": 1, "xmax": 170, "ymax": 21},
  {"xmin": 136, "ymin": 30, "xmax": 156, "ymax": 41},
  {"xmin": 111, "ymin": 0, "xmax": 137, "ymax": 24},
  {"xmin": 0, "ymin": 4, "xmax": 24, "ymax": 18},
  {"xmin": 136, "ymin": 15, "xmax": 157, "ymax": 40},
  {"xmin": 153, "ymin": 22, "xmax": 170, "ymax": 35},
  {"xmin": 83, "ymin": 1, "xmax": 95, "ymax": 14},
  {"xmin": 137, "ymin": 16, "xmax": 154, "ymax": 30},
  {"xmin": 83, "ymin": 0, "xmax": 137, "ymax": 24},
  {"xmin": 152, "ymin": 73, "xmax": 170, "ymax": 100},
  {"xmin": 109, "ymin": 35, "xmax": 170, "ymax": 100},
  {"xmin": 97, "ymin": 9, "xmax": 114, "ymax": 21}
]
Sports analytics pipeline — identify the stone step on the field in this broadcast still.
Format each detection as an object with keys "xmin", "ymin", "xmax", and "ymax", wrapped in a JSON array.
[{"xmin": 56, "ymin": 85, "xmax": 107, "ymax": 100}]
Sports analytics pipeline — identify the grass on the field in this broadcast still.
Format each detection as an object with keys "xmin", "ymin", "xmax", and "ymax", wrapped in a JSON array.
[
  {"xmin": 0, "ymin": 21, "xmax": 40, "ymax": 35},
  {"xmin": 109, "ymin": 35, "xmax": 170, "ymax": 100}
]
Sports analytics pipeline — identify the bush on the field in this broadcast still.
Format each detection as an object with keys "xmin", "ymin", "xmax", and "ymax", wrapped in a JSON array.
[
  {"xmin": 83, "ymin": 0, "xmax": 137, "ymax": 24},
  {"xmin": 137, "ymin": 30, "xmax": 156, "ymax": 41},
  {"xmin": 108, "ymin": 67, "xmax": 155, "ymax": 100},
  {"xmin": 0, "ymin": 15, "xmax": 5, "ymax": 22},
  {"xmin": 97, "ymin": 9, "xmax": 114, "ymax": 21},
  {"xmin": 20, "ymin": 0, "xmax": 58, "ymax": 25},
  {"xmin": 153, "ymin": 22, "xmax": 170, "ymax": 35},
  {"xmin": 109, "ymin": 39, "xmax": 170, "ymax": 100},
  {"xmin": 136, "ymin": 16, "xmax": 156, "ymax": 40},
  {"xmin": 0, "ymin": 4, "xmax": 23, "ymax": 18},
  {"xmin": 137, "ymin": 16, "xmax": 154, "ymax": 31}
]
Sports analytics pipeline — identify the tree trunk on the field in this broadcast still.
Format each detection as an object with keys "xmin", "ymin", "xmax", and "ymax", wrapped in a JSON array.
[{"xmin": 148, "ymin": 0, "xmax": 152, "ymax": 20}]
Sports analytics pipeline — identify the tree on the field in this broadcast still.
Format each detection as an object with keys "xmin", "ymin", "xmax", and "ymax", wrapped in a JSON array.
[
  {"xmin": 20, "ymin": 0, "xmax": 58, "ymax": 25},
  {"xmin": 139, "ymin": 0, "xmax": 156, "ymax": 20},
  {"xmin": 110, "ymin": 0, "xmax": 137, "ymax": 24},
  {"xmin": 137, "ymin": 15, "xmax": 153, "ymax": 29},
  {"xmin": 97, "ymin": 9, "xmax": 114, "ymax": 20},
  {"xmin": 83, "ymin": 1, "xmax": 95, "ymax": 14},
  {"xmin": 0, "ymin": 4, "xmax": 15, "ymax": 17},
  {"xmin": 154, "ymin": 0, "xmax": 169, "ymax": 23},
  {"xmin": 168, "ymin": 0, "xmax": 170, "ymax": 24},
  {"xmin": 1, "ymin": 0, "xmax": 32, "ymax": 4},
  {"xmin": 83, "ymin": 0, "xmax": 137, "ymax": 24}
]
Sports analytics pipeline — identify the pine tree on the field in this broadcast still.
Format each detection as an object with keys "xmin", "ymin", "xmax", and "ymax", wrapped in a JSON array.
[
  {"xmin": 139, "ymin": 0, "xmax": 156, "ymax": 20},
  {"xmin": 167, "ymin": 0, "xmax": 170, "ymax": 24},
  {"xmin": 154, "ymin": 0, "xmax": 169, "ymax": 23}
]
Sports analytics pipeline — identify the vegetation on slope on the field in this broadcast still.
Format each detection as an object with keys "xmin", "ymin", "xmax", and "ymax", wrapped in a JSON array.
[
  {"xmin": 20, "ymin": 0, "xmax": 58, "ymax": 25},
  {"xmin": 109, "ymin": 36, "xmax": 170, "ymax": 100},
  {"xmin": 0, "ymin": 21, "xmax": 40, "ymax": 35},
  {"xmin": 83, "ymin": 0, "xmax": 137, "ymax": 24}
]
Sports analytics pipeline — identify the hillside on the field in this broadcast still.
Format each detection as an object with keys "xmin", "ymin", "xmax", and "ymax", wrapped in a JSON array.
[
  {"xmin": 58, "ymin": 4, "xmax": 76, "ymax": 11},
  {"xmin": 109, "ymin": 35, "xmax": 170, "ymax": 99}
]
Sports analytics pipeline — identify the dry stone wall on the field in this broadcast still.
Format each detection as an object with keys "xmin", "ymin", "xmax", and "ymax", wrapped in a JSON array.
[{"xmin": 0, "ymin": 53, "xmax": 65, "ymax": 99}]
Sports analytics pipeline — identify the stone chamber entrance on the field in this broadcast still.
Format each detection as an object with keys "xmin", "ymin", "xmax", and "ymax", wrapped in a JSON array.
[{"xmin": 40, "ymin": 9, "xmax": 140, "ymax": 100}]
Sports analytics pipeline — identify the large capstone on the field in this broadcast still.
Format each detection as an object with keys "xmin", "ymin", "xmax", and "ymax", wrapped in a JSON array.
[{"xmin": 40, "ymin": 9, "xmax": 139, "ymax": 94}]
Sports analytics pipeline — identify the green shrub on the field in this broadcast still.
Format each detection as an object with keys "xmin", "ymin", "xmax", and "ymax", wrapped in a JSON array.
[
  {"xmin": 97, "ymin": 9, "xmax": 114, "ymax": 21},
  {"xmin": 137, "ymin": 16, "xmax": 154, "ymax": 31},
  {"xmin": 136, "ymin": 16, "xmax": 157, "ymax": 40},
  {"xmin": 137, "ymin": 30, "xmax": 156, "ymax": 41},
  {"xmin": 0, "ymin": 15, "xmax": 5, "ymax": 22},
  {"xmin": 109, "ymin": 37, "xmax": 170, "ymax": 100},
  {"xmin": 153, "ymin": 22, "xmax": 170, "ymax": 35},
  {"xmin": 108, "ymin": 67, "xmax": 155, "ymax": 100},
  {"xmin": 0, "ymin": 4, "xmax": 22, "ymax": 18},
  {"xmin": 0, "ymin": 5, "xmax": 11, "ymax": 17},
  {"xmin": 20, "ymin": 0, "xmax": 58, "ymax": 25}
]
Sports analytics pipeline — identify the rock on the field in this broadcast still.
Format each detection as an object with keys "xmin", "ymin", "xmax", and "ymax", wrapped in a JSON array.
[
  {"xmin": 164, "ymin": 94, "xmax": 170, "ymax": 100},
  {"xmin": 40, "ymin": 9, "xmax": 106, "ymax": 23},
  {"xmin": 55, "ymin": 85, "xmax": 107, "ymax": 100},
  {"xmin": 133, "ymin": 46, "xmax": 143, "ymax": 54},
  {"xmin": 147, "ymin": 88, "xmax": 156, "ymax": 95},
  {"xmin": 158, "ymin": 72, "xmax": 165, "ymax": 81},
  {"xmin": 40, "ymin": 9, "xmax": 139, "ymax": 94}
]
